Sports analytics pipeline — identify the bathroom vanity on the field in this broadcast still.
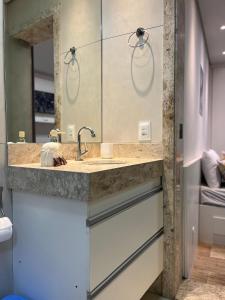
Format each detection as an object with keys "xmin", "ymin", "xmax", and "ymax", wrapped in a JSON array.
[
  {"xmin": 0, "ymin": 0, "xmax": 180, "ymax": 297},
  {"xmin": 8, "ymin": 158, "xmax": 163, "ymax": 300}
]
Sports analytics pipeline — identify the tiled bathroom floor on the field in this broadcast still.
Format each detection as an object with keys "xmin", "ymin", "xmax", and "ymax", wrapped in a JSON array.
[
  {"xmin": 148, "ymin": 295, "xmax": 168, "ymax": 300},
  {"xmin": 142, "ymin": 293, "xmax": 168, "ymax": 300},
  {"xmin": 176, "ymin": 279, "xmax": 225, "ymax": 300}
]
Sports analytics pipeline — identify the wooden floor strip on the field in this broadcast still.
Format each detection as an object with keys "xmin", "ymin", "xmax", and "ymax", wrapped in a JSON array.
[
  {"xmin": 191, "ymin": 243, "xmax": 225, "ymax": 285},
  {"xmin": 176, "ymin": 243, "xmax": 225, "ymax": 299}
]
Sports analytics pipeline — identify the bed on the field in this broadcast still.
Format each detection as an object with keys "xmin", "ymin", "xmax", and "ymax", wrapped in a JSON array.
[
  {"xmin": 200, "ymin": 184, "xmax": 225, "ymax": 245},
  {"xmin": 200, "ymin": 185, "xmax": 225, "ymax": 207}
]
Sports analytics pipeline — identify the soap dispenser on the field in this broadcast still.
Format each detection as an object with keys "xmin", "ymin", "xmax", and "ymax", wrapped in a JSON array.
[{"xmin": 40, "ymin": 130, "xmax": 67, "ymax": 167}]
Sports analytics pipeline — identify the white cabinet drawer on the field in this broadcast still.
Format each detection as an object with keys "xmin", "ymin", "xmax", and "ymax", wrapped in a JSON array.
[
  {"xmin": 90, "ymin": 235, "xmax": 164, "ymax": 300},
  {"xmin": 89, "ymin": 189, "xmax": 163, "ymax": 290}
]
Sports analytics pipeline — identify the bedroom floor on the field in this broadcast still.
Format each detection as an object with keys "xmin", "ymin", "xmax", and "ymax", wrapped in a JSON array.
[
  {"xmin": 176, "ymin": 243, "xmax": 225, "ymax": 299},
  {"xmin": 146, "ymin": 244, "xmax": 225, "ymax": 300},
  {"xmin": 191, "ymin": 243, "xmax": 225, "ymax": 285}
]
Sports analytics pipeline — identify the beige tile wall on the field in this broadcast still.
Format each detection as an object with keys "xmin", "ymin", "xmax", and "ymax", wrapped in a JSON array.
[
  {"xmin": 102, "ymin": 0, "xmax": 163, "ymax": 38},
  {"xmin": 102, "ymin": 0, "xmax": 163, "ymax": 143},
  {"xmin": 8, "ymin": 143, "xmax": 100, "ymax": 165},
  {"xmin": 8, "ymin": 142, "xmax": 163, "ymax": 165}
]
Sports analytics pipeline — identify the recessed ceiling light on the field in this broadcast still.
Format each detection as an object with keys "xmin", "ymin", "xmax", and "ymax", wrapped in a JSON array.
[
  {"xmin": 221, "ymin": 25, "xmax": 225, "ymax": 30},
  {"xmin": 223, "ymin": 51, "xmax": 225, "ymax": 55}
]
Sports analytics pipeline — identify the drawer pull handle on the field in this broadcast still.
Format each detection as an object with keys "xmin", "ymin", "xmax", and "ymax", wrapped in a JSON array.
[
  {"xmin": 86, "ymin": 185, "xmax": 163, "ymax": 227},
  {"xmin": 87, "ymin": 227, "xmax": 164, "ymax": 299}
]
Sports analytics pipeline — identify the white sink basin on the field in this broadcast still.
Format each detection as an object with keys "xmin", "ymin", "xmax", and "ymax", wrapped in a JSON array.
[{"xmin": 82, "ymin": 159, "xmax": 127, "ymax": 165}]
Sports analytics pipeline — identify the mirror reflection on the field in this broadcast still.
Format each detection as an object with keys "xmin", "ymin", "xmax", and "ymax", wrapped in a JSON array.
[
  {"xmin": 33, "ymin": 39, "xmax": 55, "ymax": 143},
  {"xmin": 5, "ymin": 0, "xmax": 102, "ymax": 144},
  {"xmin": 5, "ymin": 0, "xmax": 163, "ymax": 145}
]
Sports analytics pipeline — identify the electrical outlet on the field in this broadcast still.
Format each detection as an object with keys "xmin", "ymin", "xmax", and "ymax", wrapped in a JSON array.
[
  {"xmin": 138, "ymin": 121, "xmax": 151, "ymax": 141},
  {"xmin": 67, "ymin": 124, "xmax": 76, "ymax": 142}
]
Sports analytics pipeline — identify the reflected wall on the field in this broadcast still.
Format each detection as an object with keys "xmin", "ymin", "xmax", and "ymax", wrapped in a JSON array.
[
  {"xmin": 5, "ymin": 0, "xmax": 163, "ymax": 144},
  {"xmin": 102, "ymin": 0, "xmax": 163, "ymax": 143},
  {"xmin": 5, "ymin": 0, "xmax": 102, "ymax": 143}
]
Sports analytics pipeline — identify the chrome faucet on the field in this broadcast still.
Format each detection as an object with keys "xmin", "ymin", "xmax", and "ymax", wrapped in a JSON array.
[{"xmin": 76, "ymin": 126, "xmax": 96, "ymax": 161}]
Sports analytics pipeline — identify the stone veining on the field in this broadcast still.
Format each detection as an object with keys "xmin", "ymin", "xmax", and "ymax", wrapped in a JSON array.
[{"xmin": 8, "ymin": 158, "xmax": 163, "ymax": 201}]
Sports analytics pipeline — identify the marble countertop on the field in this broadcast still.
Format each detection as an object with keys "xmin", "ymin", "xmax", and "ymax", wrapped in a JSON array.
[
  {"xmin": 8, "ymin": 158, "xmax": 163, "ymax": 201},
  {"xmin": 9, "ymin": 157, "xmax": 162, "ymax": 173}
]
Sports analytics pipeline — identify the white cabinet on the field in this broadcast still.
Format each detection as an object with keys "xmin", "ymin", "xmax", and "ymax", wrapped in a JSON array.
[
  {"xmin": 93, "ymin": 235, "xmax": 164, "ymax": 300},
  {"xmin": 12, "ymin": 181, "xmax": 163, "ymax": 300},
  {"xmin": 89, "ymin": 191, "xmax": 163, "ymax": 290}
]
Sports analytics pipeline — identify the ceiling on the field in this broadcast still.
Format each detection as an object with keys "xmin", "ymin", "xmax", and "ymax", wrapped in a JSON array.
[{"xmin": 198, "ymin": 0, "xmax": 225, "ymax": 65}]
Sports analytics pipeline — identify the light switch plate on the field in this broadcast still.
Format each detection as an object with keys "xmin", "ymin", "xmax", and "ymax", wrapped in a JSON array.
[
  {"xmin": 67, "ymin": 124, "xmax": 76, "ymax": 142},
  {"xmin": 138, "ymin": 121, "xmax": 151, "ymax": 141}
]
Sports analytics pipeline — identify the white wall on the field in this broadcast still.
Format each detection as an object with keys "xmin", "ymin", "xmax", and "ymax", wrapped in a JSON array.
[
  {"xmin": 211, "ymin": 67, "xmax": 225, "ymax": 155},
  {"xmin": 183, "ymin": 159, "xmax": 201, "ymax": 278},
  {"xmin": 102, "ymin": 0, "xmax": 163, "ymax": 143},
  {"xmin": 34, "ymin": 74, "xmax": 54, "ymax": 94},
  {"xmin": 0, "ymin": 2, "xmax": 13, "ymax": 296},
  {"xmin": 183, "ymin": 0, "xmax": 211, "ymax": 278},
  {"xmin": 184, "ymin": 0, "xmax": 211, "ymax": 164}
]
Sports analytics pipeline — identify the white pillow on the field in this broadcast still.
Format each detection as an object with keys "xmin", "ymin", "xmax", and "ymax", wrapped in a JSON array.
[{"xmin": 202, "ymin": 149, "xmax": 221, "ymax": 188}]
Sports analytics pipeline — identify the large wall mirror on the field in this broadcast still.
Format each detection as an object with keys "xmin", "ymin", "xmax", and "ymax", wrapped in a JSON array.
[{"xmin": 5, "ymin": 0, "xmax": 163, "ymax": 144}]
